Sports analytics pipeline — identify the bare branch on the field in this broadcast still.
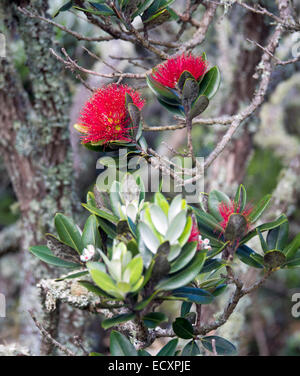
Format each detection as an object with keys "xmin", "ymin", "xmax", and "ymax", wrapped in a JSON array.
[{"xmin": 29, "ymin": 311, "xmax": 76, "ymax": 356}]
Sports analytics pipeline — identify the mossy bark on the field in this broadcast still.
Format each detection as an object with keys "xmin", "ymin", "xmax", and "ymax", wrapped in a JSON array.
[{"xmin": 0, "ymin": 0, "xmax": 89, "ymax": 355}]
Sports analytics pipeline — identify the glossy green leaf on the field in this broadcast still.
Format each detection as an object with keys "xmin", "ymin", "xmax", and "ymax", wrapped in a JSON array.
[
  {"xmin": 193, "ymin": 207, "xmax": 224, "ymax": 233},
  {"xmin": 110, "ymin": 331, "xmax": 138, "ymax": 356},
  {"xmin": 138, "ymin": 222, "xmax": 160, "ymax": 254},
  {"xmin": 201, "ymin": 336, "xmax": 237, "ymax": 355},
  {"xmin": 248, "ymin": 194, "xmax": 272, "ymax": 223},
  {"xmin": 102, "ymin": 313, "xmax": 136, "ymax": 329},
  {"xmin": 82, "ymin": 215, "xmax": 102, "ymax": 249},
  {"xmin": 165, "ymin": 211, "xmax": 187, "ymax": 244},
  {"xmin": 208, "ymin": 190, "xmax": 231, "ymax": 222},
  {"xmin": 236, "ymin": 245, "xmax": 264, "ymax": 269},
  {"xmin": 181, "ymin": 301, "xmax": 193, "ymax": 317},
  {"xmin": 156, "ymin": 252, "xmax": 206, "ymax": 291},
  {"xmin": 266, "ymin": 222, "xmax": 289, "ymax": 251},
  {"xmin": 146, "ymin": 74, "xmax": 181, "ymax": 105},
  {"xmin": 29, "ymin": 246, "xmax": 80, "ymax": 269},
  {"xmin": 55, "ymin": 271, "xmax": 88, "ymax": 281},
  {"xmin": 234, "ymin": 184, "xmax": 247, "ymax": 212},
  {"xmin": 241, "ymin": 215, "xmax": 288, "ymax": 244},
  {"xmin": 189, "ymin": 95, "xmax": 209, "ymax": 119},
  {"xmin": 53, "ymin": 1, "xmax": 73, "ymax": 17},
  {"xmin": 78, "ymin": 280, "xmax": 113, "ymax": 298},
  {"xmin": 54, "ymin": 213, "xmax": 84, "ymax": 254},
  {"xmin": 143, "ymin": 312, "xmax": 168, "ymax": 328},
  {"xmin": 172, "ymin": 317, "xmax": 194, "ymax": 339},
  {"xmin": 182, "ymin": 340, "xmax": 200, "ymax": 356},
  {"xmin": 156, "ymin": 338, "xmax": 178, "ymax": 356},
  {"xmin": 177, "ymin": 70, "xmax": 196, "ymax": 91},
  {"xmin": 82, "ymin": 203, "xmax": 119, "ymax": 224},
  {"xmin": 150, "ymin": 204, "xmax": 168, "ymax": 235},
  {"xmin": 172, "ymin": 286, "xmax": 214, "ymax": 304},
  {"xmin": 170, "ymin": 241, "xmax": 197, "ymax": 274},
  {"xmin": 283, "ymin": 233, "xmax": 300, "ymax": 260},
  {"xmin": 198, "ymin": 66, "xmax": 221, "ymax": 100},
  {"xmin": 257, "ymin": 229, "xmax": 269, "ymax": 253}
]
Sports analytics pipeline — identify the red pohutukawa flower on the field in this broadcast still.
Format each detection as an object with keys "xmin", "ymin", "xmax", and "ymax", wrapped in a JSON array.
[
  {"xmin": 151, "ymin": 53, "xmax": 208, "ymax": 89},
  {"xmin": 218, "ymin": 200, "xmax": 253, "ymax": 241},
  {"xmin": 76, "ymin": 84, "xmax": 145, "ymax": 144}
]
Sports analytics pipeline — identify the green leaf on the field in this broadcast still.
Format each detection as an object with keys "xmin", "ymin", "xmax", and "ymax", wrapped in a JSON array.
[
  {"xmin": 156, "ymin": 252, "xmax": 206, "ymax": 291},
  {"xmin": 138, "ymin": 222, "xmax": 160, "ymax": 254},
  {"xmin": 156, "ymin": 338, "xmax": 178, "ymax": 356},
  {"xmin": 88, "ymin": 268, "xmax": 121, "ymax": 298},
  {"xmin": 198, "ymin": 66, "xmax": 221, "ymax": 100},
  {"xmin": 154, "ymin": 192, "xmax": 169, "ymax": 215},
  {"xmin": 266, "ymin": 222, "xmax": 289, "ymax": 251},
  {"xmin": 82, "ymin": 203, "xmax": 119, "ymax": 224},
  {"xmin": 241, "ymin": 215, "xmax": 288, "ymax": 244},
  {"xmin": 172, "ymin": 286, "xmax": 214, "ymax": 304},
  {"xmin": 53, "ymin": 1, "xmax": 73, "ymax": 18},
  {"xmin": 29, "ymin": 245, "xmax": 81, "ymax": 269},
  {"xmin": 74, "ymin": 4, "xmax": 114, "ymax": 16},
  {"xmin": 78, "ymin": 280, "xmax": 113, "ymax": 298},
  {"xmin": 177, "ymin": 70, "xmax": 196, "ymax": 91},
  {"xmin": 189, "ymin": 95, "xmax": 209, "ymax": 119},
  {"xmin": 234, "ymin": 184, "xmax": 247, "ymax": 212},
  {"xmin": 82, "ymin": 215, "xmax": 102, "ymax": 249},
  {"xmin": 110, "ymin": 331, "xmax": 138, "ymax": 356},
  {"xmin": 248, "ymin": 194, "xmax": 272, "ymax": 223},
  {"xmin": 109, "ymin": 181, "xmax": 122, "ymax": 217},
  {"xmin": 128, "ymin": 103, "xmax": 141, "ymax": 133},
  {"xmin": 282, "ymin": 257, "xmax": 300, "ymax": 268},
  {"xmin": 146, "ymin": 74, "xmax": 181, "ymax": 105},
  {"xmin": 165, "ymin": 211, "xmax": 187, "ymax": 244},
  {"xmin": 200, "ymin": 258, "xmax": 225, "ymax": 274},
  {"xmin": 157, "ymin": 97, "xmax": 185, "ymax": 117},
  {"xmin": 54, "ymin": 214, "xmax": 84, "ymax": 254},
  {"xmin": 208, "ymin": 190, "xmax": 231, "ymax": 222},
  {"xmin": 132, "ymin": 0, "xmax": 155, "ymax": 18},
  {"xmin": 89, "ymin": 2, "xmax": 115, "ymax": 16},
  {"xmin": 283, "ymin": 233, "xmax": 300, "ymax": 260},
  {"xmin": 102, "ymin": 313, "xmax": 136, "ymax": 329},
  {"xmin": 123, "ymin": 256, "xmax": 143, "ymax": 285},
  {"xmin": 55, "ymin": 271, "xmax": 88, "ymax": 281},
  {"xmin": 193, "ymin": 207, "xmax": 224, "ymax": 233},
  {"xmin": 236, "ymin": 245, "xmax": 264, "ymax": 269},
  {"xmin": 178, "ymin": 215, "xmax": 193, "ymax": 246},
  {"xmin": 138, "ymin": 349, "xmax": 152, "ymax": 356},
  {"xmin": 201, "ymin": 336, "xmax": 237, "ymax": 355},
  {"xmin": 181, "ymin": 301, "xmax": 192, "ymax": 317},
  {"xmin": 257, "ymin": 229, "xmax": 269, "ymax": 253},
  {"xmin": 172, "ymin": 317, "xmax": 194, "ymax": 339},
  {"xmin": 170, "ymin": 241, "xmax": 197, "ymax": 274},
  {"xmin": 182, "ymin": 340, "xmax": 200, "ymax": 356},
  {"xmin": 150, "ymin": 204, "xmax": 168, "ymax": 235},
  {"xmin": 143, "ymin": 312, "xmax": 168, "ymax": 328}
]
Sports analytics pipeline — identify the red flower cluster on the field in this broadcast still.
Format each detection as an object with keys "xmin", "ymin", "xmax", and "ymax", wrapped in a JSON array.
[
  {"xmin": 76, "ymin": 84, "xmax": 144, "ymax": 144},
  {"xmin": 151, "ymin": 53, "xmax": 207, "ymax": 89},
  {"xmin": 219, "ymin": 200, "xmax": 253, "ymax": 232}
]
